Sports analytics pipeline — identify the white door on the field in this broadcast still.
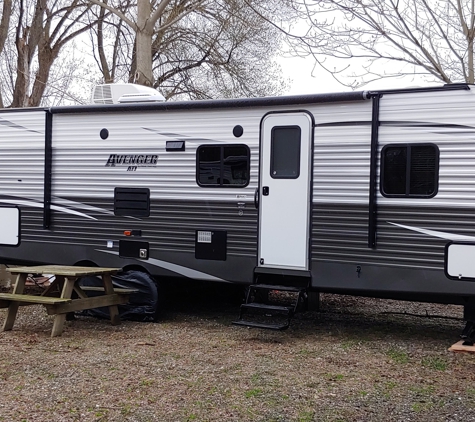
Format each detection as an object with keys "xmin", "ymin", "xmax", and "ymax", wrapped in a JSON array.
[{"xmin": 258, "ymin": 111, "xmax": 313, "ymax": 270}]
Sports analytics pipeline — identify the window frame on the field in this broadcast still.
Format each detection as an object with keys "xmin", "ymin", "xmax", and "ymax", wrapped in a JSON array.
[
  {"xmin": 380, "ymin": 143, "xmax": 440, "ymax": 198},
  {"xmin": 270, "ymin": 125, "xmax": 301, "ymax": 180},
  {"xmin": 196, "ymin": 143, "xmax": 251, "ymax": 188}
]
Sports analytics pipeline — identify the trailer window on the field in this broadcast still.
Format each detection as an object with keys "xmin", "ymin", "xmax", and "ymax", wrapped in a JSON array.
[
  {"xmin": 270, "ymin": 126, "xmax": 301, "ymax": 179},
  {"xmin": 381, "ymin": 144, "xmax": 439, "ymax": 197},
  {"xmin": 197, "ymin": 145, "xmax": 250, "ymax": 187}
]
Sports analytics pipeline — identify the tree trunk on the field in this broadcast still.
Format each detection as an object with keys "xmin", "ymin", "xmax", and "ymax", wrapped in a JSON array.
[
  {"xmin": 97, "ymin": 1, "xmax": 113, "ymax": 83},
  {"xmin": 11, "ymin": 31, "xmax": 30, "ymax": 108},
  {"xmin": 469, "ymin": 37, "xmax": 474, "ymax": 83},
  {"xmin": 27, "ymin": 42, "xmax": 59, "ymax": 107},
  {"xmin": 134, "ymin": 1, "xmax": 153, "ymax": 86},
  {"xmin": 0, "ymin": 0, "xmax": 12, "ymax": 54},
  {"xmin": 11, "ymin": 0, "xmax": 46, "ymax": 108},
  {"xmin": 0, "ymin": 0, "xmax": 12, "ymax": 107}
]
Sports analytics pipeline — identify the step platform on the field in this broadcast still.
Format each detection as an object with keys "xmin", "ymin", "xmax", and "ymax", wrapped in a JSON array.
[{"xmin": 232, "ymin": 283, "xmax": 307, "ymax": 330}]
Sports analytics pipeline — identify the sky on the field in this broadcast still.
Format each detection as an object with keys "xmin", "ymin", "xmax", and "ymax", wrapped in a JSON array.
[
  {"xmin": 277, "ymin": 53, "xmax": 433, "ymax": 96},
  {"xmin": 274, "ymin": 10, "xmax": 435, "ymax": 97},
  {"xmin": 277, "ymin": 55, "xmax": 347, "ymax": 96}
]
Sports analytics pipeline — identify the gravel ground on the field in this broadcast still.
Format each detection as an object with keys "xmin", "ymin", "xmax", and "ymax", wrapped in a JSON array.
[{"xmin": 0, "ymin": 284, "xmax": 474, "ymax": 422}]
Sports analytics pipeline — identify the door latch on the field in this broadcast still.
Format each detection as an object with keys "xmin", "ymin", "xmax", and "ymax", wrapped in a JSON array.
[{"xmin": 263, "ymin": 186, "xmax": 269, "ymax": 196}]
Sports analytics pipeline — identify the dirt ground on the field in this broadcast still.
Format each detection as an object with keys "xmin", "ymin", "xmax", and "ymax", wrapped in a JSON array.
[{"xmin": 0, "ymin": 283, "xmax": 474, "ymax": 422}]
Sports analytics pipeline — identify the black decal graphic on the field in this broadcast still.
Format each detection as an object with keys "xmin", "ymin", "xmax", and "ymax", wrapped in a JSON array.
[{"xmin": 105, "ymin": 154, "xmax": 159, "ymax": 169}]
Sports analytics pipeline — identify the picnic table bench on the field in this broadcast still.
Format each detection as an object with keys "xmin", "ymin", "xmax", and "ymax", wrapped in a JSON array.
[{"xmin": 0, "ymin": 265, "xmax": 131, "ymax": 337}]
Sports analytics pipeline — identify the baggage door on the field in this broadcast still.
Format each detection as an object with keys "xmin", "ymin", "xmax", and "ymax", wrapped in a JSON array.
[{"xmin": 258, "ymin": 111, "xmax": 314, "ymax": 270}]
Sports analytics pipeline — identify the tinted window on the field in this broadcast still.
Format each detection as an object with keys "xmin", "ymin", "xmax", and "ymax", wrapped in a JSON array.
[
  {"xmin": 382, "ymin": 147, "xmax": 407, "ymax": 195},
  {"xmin": 198, "ymin": 146, "xmax": 221, "ymax": 185},
  {"xmin": 223, "ymin": 146, "xmax": 249, "ymax": 185},
  {"xmin": 270, "ymin": 126, "xmax": 301, "ymax": 179},
  {"xmin": 410, "ymin": 145, "xmax": 437, "ymax": 195},
  {"xmin": 197, "ymin": 145, "xmax": 249, "ymax": 187},
  {"xmin": 381, "ymin": 144, "xmax": 439, "ymax": 197}
]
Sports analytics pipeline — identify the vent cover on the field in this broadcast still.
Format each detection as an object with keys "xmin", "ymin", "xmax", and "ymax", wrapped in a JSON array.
[
  {"xmin": 92, "ymin": 83, "xmax": 165, "ymax": 104},
  {"xmin": 114, "ymin": 188, "xmax": 150, "ymax": 217},
  {"xmin": 93, "ymin": 85, "xmax": 113, "ymax": 104}
]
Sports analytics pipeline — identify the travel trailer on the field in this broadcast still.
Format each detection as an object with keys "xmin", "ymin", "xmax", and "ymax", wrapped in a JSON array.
[{"xmin": 1, "ymin": 83, "xmax": 475, "ymax": 332}]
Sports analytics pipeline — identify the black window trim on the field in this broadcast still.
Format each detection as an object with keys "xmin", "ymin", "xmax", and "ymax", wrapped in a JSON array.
[
  {"xmin": 270, "ymin": 125, "xmax": 301, "ymax": 180},
  {"xmin": 196, "ymin": 143, "xmax": 251, "ymax": 188},
  {"xmin": 380, "ymin": 142, "xmax": 440, "ymax": 198}
]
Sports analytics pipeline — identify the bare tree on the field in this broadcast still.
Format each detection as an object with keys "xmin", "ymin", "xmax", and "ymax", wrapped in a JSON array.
[
  {"xmin": 287, "ymin": 0, "xmax": 475, "ymax": 89},
  {"xmin": 0, "ymin": 0, "xmax": 12, "ymax": 107},
  {"xmin": 0, "ymin": 0, "xmax": 289, "ymax": 107},
  {"xmin": 88, "ymin": 0, "xmax": 205, "ymax": 87},
  {"xmin": 1, "ymin": 0, "xmax": 99, "ymax": 108},
  {"xmin": 89, "ymin": 0, "xmax": 289, "ymax": 98}
]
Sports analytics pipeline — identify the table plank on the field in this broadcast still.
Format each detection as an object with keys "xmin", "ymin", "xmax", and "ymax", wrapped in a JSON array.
[
  {"xmin": 0, "ymin": 293, "xmax": 71, "ymax": 304},
  {"xmin": 45, "ymin": 294, "xmax": 130, "ymax": 315},
  {"xmin": 6, "ymin": 265, "xmax": 121, "ymax": 277}
]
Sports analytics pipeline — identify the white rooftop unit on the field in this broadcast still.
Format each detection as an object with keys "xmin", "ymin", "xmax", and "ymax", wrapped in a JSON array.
[{"xmin": 92, "ymin": 83, "xmax": 165, "ymax": 104}]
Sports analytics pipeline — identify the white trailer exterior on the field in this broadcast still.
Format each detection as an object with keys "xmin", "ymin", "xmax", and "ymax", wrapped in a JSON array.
[{"xmin": 2, "ymin": 84, "xmax": 475, "ymax": 313}]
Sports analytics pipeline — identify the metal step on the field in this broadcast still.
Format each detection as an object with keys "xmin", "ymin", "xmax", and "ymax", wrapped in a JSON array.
[
  {"xmin": 250, "ymin": 284, "xmax": 304, "ymax": 292},
  {"xmin": 241, "ymin": 302, "xmax": 293, "ymax": 314},
  {"xmin": 232, "ymin": 319, "xmax": 289, "ymax": 331}
]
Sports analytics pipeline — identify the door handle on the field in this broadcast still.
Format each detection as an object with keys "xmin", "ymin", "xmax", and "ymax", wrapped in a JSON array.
[
  {"xmin": 263, "ymin": 186, "xmax": 269, "ymax": 196},
  {"xmin": 254, "ymin": 187, "xmax": 259, "ymax": 209}
]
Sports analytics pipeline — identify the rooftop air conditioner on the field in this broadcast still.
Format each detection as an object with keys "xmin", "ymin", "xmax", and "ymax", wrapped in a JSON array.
[{"xmin": 92, "ymin": 83, "xmax": 165, "ymax": 104}]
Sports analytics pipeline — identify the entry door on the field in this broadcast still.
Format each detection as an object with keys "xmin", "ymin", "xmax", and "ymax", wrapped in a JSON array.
[{"xmin": 258, "ymin": 111, "xmax": 313, "ymax": 270}]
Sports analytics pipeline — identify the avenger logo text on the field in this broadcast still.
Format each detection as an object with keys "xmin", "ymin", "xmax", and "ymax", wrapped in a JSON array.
[{"xmin": 105, "ymin": 154, "xmax": 158, "ymax": 171}]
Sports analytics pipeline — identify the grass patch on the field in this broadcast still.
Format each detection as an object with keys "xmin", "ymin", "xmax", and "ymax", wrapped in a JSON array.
[
  {"xmin": 341, "ymin": 339, "xmax": 359, "ymax": 351},
  {"xmin": 245, "ymin": 388, "xmax": 263, "ymax": 398},
  {"xmin": 422, "ymin": 356, "xmax": 447, "ymax": 371},
  {"xmin": 409, "ymin": 385, "xmax": 435, "ymax": 395},
  {"xmin": 298, "ymin": 410, "xmax": 315, "ymax": 422},
  {"xmin": 411, "ymin": 400, "xmax": 434, "ymax": 412},
  {"xmin": 325, "ymin": 373, "xmax": 344, "ymax": 382},
  {"xmin": 386, "ymin": 348, "xmax": 409, "ymax": 364}
]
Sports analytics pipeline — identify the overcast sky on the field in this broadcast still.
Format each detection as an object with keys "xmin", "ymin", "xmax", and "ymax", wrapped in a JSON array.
[
  {"xmin": 277, "ymin": 48, "xmax": 435, "ymax": 96},
  {"xmin": 278, "ymin": 55, "xmax": 346, "ymax": 95},
  {"xmin": 278, "ymin": 53, "xmax": 436, "ymax": 96}
]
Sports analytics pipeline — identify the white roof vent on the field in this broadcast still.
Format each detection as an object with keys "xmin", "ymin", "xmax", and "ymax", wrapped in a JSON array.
[{"xmin": 92, "ymin": 83, "xmax": 165, "ymax": 104}]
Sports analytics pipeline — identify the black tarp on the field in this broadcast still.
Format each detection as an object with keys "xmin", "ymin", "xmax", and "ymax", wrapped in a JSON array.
[{"xmin": 77, "ymin": 270, "xmax": 159, "ymax": 322}]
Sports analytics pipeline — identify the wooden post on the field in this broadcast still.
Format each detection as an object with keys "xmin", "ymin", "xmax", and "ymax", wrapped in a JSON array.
[
  {"xmin": 102, "ymin": 274, "xmax": 120, "ymax": 325},
  {"xmin": 2, "ymin": 273, "xmax": 27, "ymax": 331},
  {"xmin": 51, "ymin": 277, "xmax": 75, "ymax": 337},
  {"xmin": 0, "ymin": 265, "xmax": 10, "ymax": 287}
]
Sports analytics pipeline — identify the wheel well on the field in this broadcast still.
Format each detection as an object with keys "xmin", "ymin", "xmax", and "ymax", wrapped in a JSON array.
[
  {"xmin": 73, "ymin": 260, "xmax": 98, "ymax": 267},
  {"xmin": 72, "ymin": 261, "xmax": 150, "ymax": 276},
  {"xmin": 121, "ymin": 264, "xmax": 151, "ymax": 275}
]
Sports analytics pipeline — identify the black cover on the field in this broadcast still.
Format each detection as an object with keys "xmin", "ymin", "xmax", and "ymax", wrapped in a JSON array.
[{"xmin": 77, "ymin": 270, "xmax": 159, "ymax": 322}]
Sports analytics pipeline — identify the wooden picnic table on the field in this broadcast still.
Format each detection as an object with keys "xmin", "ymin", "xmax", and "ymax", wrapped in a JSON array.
[{"xmin": 0, "ymin": 265, "xmax": 133, "ymax": 337}]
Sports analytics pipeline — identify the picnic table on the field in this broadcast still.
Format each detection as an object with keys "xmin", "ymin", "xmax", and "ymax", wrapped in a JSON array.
[{"xmin": 0, "ymin": 265, "xmax": 134, "ymax": 337}]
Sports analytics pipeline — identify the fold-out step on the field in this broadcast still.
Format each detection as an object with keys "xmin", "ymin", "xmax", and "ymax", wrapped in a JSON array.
[
  {"xmin": 241, "ymin": 302, "xmax": 293, "ymax": 314},
  {"xmin": 232, "ymin": 319, "xmax": 290, "ymax": 331},
  {"xmin": 232, "ymin": 282, "xmax": 308, "ymax": 330},
  {"xmin": 251, "ymin": 284, "xmax": 304, "ymax": 292}
]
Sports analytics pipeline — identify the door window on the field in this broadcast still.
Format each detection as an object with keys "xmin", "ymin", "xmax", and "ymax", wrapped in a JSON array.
[{"xmin": 270, "ymin": 126, "xmax": 301, "ymax": 179}]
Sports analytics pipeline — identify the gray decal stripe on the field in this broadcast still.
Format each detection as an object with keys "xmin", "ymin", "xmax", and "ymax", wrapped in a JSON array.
[
  {"xmin": 0, "ymin": 117, "xmax": 42, "ymax": 134},
  {"xmin": 0, "ymin": 198, "xmax": 97, "ymax": 220},
  {"xmin": 97, "ymin": 250, "xmax": 229, "ymax": 282},
  {"xmin": 389, "ymin": 222, "xmax": 475, "ymax": 242},
  {"xmin": 54, "ymin": 197, "xmax": 141, "ymax": 220},
  {"xmin": 141, "ymin": 128, "xmax": 217, "ymax": 142},
  {"xmin": 52, "ymin": 197, "xmax": 114, "ymax": 215}
]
